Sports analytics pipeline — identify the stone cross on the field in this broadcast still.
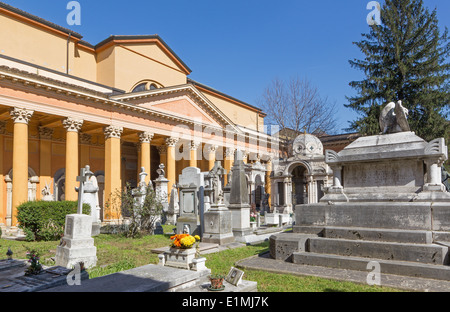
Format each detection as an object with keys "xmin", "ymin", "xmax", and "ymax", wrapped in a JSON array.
[{"xmin": 76, "ymin": 165, "xmax": 92, "ymax": 214}]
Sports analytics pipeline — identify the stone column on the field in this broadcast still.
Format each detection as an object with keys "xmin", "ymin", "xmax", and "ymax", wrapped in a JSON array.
[
  {"xmin": 207, "ymin": 145, "xmax": 217, "ymax": 171},
  {"xmin": 139, "ymin": 131, "xmax": 154, "ymax": 184},
  {"xmin": 0, "ymin": 122, "xmax": 4, "ymax": 223},
  {"xmin": 157, "ymin": 145, "xmax": 167, "ymax": 171},
  {"xmin": 165, "ymin": 137, "xmax": 179, "ymax": 199},
  {"xmin": 224, "ymin": 148, "xmax": 234, "ymax": 186},
  {"xmin": 38, "ymin": 127, "xmax": 54, "ymax": 199},
  {"xmin": 63, "ymin": 117, "xmax": 83, "ymax": 201},
  {"xmin": 10, "ymin": 107, "xmax": 34, "ymax": 226},
  {"xmin": 189, "ymin": 141, "xmax": 200, "ymax": 168},
  {"xmin": 424, "ymin": 158, "xmax": 446, "ymax": 192},
  {"xmin": 79, "ymin": 133, "xmax": 92, "ymax": 169},
  {"xmin": 331, "ymin": 165, "xmax": 343, "ymax": 188},
  {"xmin": 104, "ymin": 125, "xmax": 123, "ymax": 220},
  {"xmin": 265, "ymin": 158, "xmax": 272, "ymax": 207}
]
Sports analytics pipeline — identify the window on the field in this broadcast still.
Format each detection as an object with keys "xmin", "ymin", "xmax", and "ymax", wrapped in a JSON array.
[
  {"xmin": 132, "ymin": 83, "xmax": 147, "ymax": 93},
  {"xmin": 149, "ymin": 84, "xmax": 158, "ymax": 90}
]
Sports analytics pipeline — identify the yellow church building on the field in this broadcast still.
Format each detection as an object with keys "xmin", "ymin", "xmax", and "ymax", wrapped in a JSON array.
[{"xmin": 0, "ymin": 2, "xmax": 277, "ymax": 230}]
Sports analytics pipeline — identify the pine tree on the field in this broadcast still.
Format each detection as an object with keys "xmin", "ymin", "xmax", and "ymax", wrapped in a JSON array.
[{"xmin": 346, "ymin": 0, "xmax": 449, "ymax": 143}]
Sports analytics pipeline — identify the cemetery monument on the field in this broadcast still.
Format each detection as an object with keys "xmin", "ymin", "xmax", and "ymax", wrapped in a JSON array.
[{"xmin": 270, "ymin": 100, "xmax": 450, "ymax": 281}]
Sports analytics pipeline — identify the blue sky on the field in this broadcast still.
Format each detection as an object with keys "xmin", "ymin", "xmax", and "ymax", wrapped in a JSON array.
[{"xmin": 1, "ymin": 0, "xmax": 449, "ymax": 133}]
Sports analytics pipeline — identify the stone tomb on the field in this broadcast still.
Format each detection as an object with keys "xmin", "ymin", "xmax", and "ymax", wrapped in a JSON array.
[
  {"xmin": 202, "ymin": 162, "xmax": 235, "ymax": 245},
  {"xmin": 270, "ymin": 109, "xmax": 450, "ymax": 281},
  {"xmin": 55, "ymin": 167, "xmax": 97, "ymax": 269}
]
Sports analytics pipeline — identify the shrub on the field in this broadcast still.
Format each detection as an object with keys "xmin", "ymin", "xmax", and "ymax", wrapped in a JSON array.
[
  {"xmin": 17, "ymin": 201, "xmax": 90, "ymax": 242},
  {"xmin": 105, "ymin": 183, "xmax": 164, "ymax": 238}
]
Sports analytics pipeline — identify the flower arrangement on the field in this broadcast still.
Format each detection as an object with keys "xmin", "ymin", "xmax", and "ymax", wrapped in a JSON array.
[
  {"xmin": 250, "ymin": 212, "xmax": 257, "ymax": 222},
  {"xmin": 170, "ymin": 234, "xmax": 201, "ymax": 249},
  {"xmin": 25, "ymin": 249, "xmax": 43, "ymax": 276}
]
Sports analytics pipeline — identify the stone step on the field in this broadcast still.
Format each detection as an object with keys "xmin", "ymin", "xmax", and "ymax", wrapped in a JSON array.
[
  {"xmin": 308, "ymin": 237, "xmax": 449, "ymax": 265},
  {"xmin": 292, "ymin": 252, "xmax": 450, "ymax": 281},
  {"xmin": 294, "ymin": 225, "xmax": 450, "ymax": 244},
  {"xmin": 322, "ymin": 226, "xmax": 433, "ymax": 244}
]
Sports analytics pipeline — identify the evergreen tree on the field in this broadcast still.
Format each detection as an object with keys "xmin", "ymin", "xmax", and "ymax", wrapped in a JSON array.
[{"xmin": 346, "ymin": 0, "xmax": 449, "ymax": 144}]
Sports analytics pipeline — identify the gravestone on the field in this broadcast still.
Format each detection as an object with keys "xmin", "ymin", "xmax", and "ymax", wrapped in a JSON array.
[
  {"xmin": 202, "ymin": 162, "xmax": 235, "ymax": 245},
  {"xmin": 166, "ymin": 184, "xmax": 179, "ymax": 225},
  {"xmin": 55, "ymin": 166, "xmax": 97, "ymax": 269},
  {"xmin": 176, "ymin": 167, "xmax": 204, "ymax": 235},
  {"xmin": 226, "ymin": 267, "xmax": 245, "ymax": 286},
  {"xmin": 228, "ymin": 150, "xmax": 252, "ymax": 238}
]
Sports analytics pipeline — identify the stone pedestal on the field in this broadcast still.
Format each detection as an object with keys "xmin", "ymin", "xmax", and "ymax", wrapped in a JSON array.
[
  {"xmin": 55, "ymin": 214, "xmax": 97, "ymax": 269},
  {"xmin": 163, "ymin": 247, "xmax": 196, "ymax": 270},
  {"xmin": 202, "ymin": 203, "xmax": 235, "ymax": 245}
]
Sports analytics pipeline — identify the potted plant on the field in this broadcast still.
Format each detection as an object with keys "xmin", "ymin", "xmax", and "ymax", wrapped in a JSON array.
[
  {"xmin": 24, "ymin": 249, "xmax": 43, "ymax": 276},
  {"xmin": 209, "ymin": 273, "xmax": 226, "ymax": 291}
]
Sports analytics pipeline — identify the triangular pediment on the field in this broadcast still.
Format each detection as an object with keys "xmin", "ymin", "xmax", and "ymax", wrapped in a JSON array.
[
  {"xmin": 138, "ymin": 95, "xmax": 221, "ymax": 127},
  {"xmin": 111, "ymin": 84, "xmax": 242, "ymax": 132}
]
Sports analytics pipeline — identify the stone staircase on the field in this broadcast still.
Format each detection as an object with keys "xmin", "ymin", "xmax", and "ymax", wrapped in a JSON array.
[{"xmin": 270, "ymin": 225, "xmax": 450, "ymax": 281}]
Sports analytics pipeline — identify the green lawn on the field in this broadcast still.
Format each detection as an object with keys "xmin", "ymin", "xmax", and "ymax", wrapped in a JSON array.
[{"xmin": 0, "ymin": 230, "xmax": 403, "ymax": 292}]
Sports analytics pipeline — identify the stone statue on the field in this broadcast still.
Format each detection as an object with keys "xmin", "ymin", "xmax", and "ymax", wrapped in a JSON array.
[
  {"xmin": 379, "ymin": 100, "xmax": 410, "ymax": 134},
  {"xmin": 442, "ymin": 166, "xmax": 450, "ymax": 192},
  {"xmin": 41, "ymin": 183, "xmax": 54, "ymax": 201}
]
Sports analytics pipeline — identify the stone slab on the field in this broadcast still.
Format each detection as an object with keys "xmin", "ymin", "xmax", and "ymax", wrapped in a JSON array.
[
  {"xmin": 321, "ymin": 226, "xmax": 433, "ymax": 244},
  {"xmin": 43, "ymin": 264, "xmax": 210, "ymax": 292},
  {"xmin": 308, "ymin": 237, "xmax": 449, "ymax": 265},
  {"xmin": 292, "ymin": 252, "xmax": 450, "ymax": 281},
  {"xmin": 269, "ymin": 233, "xmax": 317, "ymax": 261},
  {"xmin": 0, "ymin": 265, "xmax": 89, "ymax": 292},
  {"xmin": 179, "ymin": 278, "xmax": 257, "ymax": 292},
  {"xmin": 237, "ymin": 252, "xmax": 450, "ymax": 292},
  {"xmin": 295, "ymin": 202, "xmax": 433, "ymax": 231}
]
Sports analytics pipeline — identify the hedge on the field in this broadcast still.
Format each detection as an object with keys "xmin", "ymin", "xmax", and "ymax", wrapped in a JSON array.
[{"xmin": 17, "ymin": 201, "xmax": 90, "ymax": 242}]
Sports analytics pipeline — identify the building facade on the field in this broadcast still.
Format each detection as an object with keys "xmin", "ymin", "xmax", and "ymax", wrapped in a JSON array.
[{"xmin": 0, "ymin": 2, "xmax": 277, "ymax": 229}]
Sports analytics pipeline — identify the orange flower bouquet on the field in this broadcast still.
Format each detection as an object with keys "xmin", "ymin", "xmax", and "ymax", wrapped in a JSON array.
[{"xmin": 170, "ymin": 234, "xmax": 200, "ymax": 249}]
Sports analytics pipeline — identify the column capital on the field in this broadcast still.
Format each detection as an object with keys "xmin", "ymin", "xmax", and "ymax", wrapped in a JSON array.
[
  {"xmin": 10, "ymin": 107, "xmax": 34, "ymax": 124},
  {"xmin": 206, "ymin": 144, "xmax": 218, "ymax": 154},
  {"xmin": 165, "ymin": 137, "xmax": 179, "ymax": 147},
  {"xmin": 139, "ymin": 131, "xmax": 154, "ymax": 144},
  {"xmin": 157, "ymin": 145, "xmax": 167, "ymax": 155},
  {"xmin": 80, "ymin": 133, "xmax": 92, "ymax": 145},
  {"xmin": 104, "ymin": 125, "xmax": 123, "ymax": 139},
  {"xmin": 63, "ymin": 117, "xmax": 83, "ymax": 132},
  {"xmin": 190, "ymin": 140, "xmax": 201, "ymax": 151},
  {"xmin": 225, "ymin": 147, "xmax": 235, "ymax": 158},
  {"xmin": 38, "ymin": 127, "xmax": 54, "ymax": 140}
]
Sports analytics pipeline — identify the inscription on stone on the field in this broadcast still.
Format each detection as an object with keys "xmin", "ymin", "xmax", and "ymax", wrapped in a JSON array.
[
  {"xmin": 344, "ymin": 160, "xmax": 423, "ymax": 189},
  {"xmin": 182, "ymin": 191, "xmax": 195, "ymax": 214}
]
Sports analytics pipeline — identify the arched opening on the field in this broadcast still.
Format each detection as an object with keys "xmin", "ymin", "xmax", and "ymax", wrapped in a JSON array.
[
  {"xmin": 254, "ymin": 174, "xmax": 264, "ymax": 211},
  {"xmin": 291, "ymin": 165, "xmax": 307, "ymax": 205},
  {"xmin": 54, "ymin": 168, "xmax": 65, "ymax": 202}
]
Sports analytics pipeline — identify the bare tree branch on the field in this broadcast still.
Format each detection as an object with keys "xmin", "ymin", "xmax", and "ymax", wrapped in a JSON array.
[{"xmin": 259, "ymin": 77, "xmax": 338, "ymax": 136}]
